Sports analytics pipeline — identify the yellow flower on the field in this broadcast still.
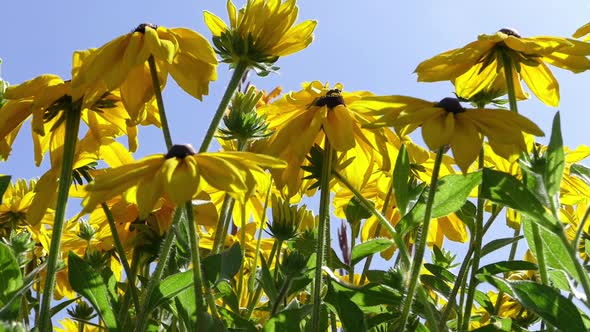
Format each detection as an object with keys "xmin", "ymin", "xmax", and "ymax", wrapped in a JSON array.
[
  {"xmin": 367, "ymin": 97, "xmax": 544, "ymax": 172},
  {"xmin": 0, "ymin": 179, "xmax": 54, "ymax": 238},
  {"xmin": 416, "ymin": 28, "xmax": 590, "ymax": 106},
  {"xmin": 0, "ymin": 73, "xmax": 144, "ymax": 166},
  {"xmin": 83, "ymin": 144, "xmax": 286, "ymax": 219},
  {"xmin": 259, "ymin": 81, "xmax": 391, "ymax": 196},
  {"xmin": 204, "ymin": 0, "xmax": 316, "ymax": 70},
  {"xmin": 71, "ymin": 24, "xmax": 217, "ymax": 124}
]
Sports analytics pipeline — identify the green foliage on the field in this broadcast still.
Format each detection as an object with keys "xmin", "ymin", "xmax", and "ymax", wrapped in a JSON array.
[{"xmin": 0, "ymin": 242, "xmax": 22, "ymax": 320}]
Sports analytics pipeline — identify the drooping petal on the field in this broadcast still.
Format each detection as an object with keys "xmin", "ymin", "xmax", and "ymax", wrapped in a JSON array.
[
  {"xmin": 449, "ymin": 115, "xmax": 483, "ymax": 173},
  {"xmin": 520, "ymin": 60, "xmax": 559, "ymax": 107},
  {"xmin": 323, "ymin": 105, "xmax": 355, "ymax": 152},
  {"xmin": 421, "ymin": 110, "xmax": 454, "ymax": 150},
  {"xmin": 164, "ymin": 157, "xmax": 200, "ymax": 205},
  {"xmin": 273, "ymin": 20, "xmax": 317, "ymax": 56}
]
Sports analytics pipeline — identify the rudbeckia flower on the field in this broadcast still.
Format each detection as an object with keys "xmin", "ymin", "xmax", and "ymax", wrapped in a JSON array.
[
  {"xmin": 204, "ymin": 0, "xmax": 316, "ymax": 71},
  {"xmin": 71, "ymin": 23, "xmax": 217, "ymax": 124},
  {"xmin": 366, "ymin": 97, "xmax": 544, "ymax": 172},
  {"xmin": 82, "ymin": 144, "xmax": 286, "ymax": 219},
  {"xmin": 416, "ymin": 28, "xmax": 590, "ymax": 107},
  {"xmin": 0, "ymin": 72, "xmax": 146, "ymax": 166},
  {"xmin": 259, "ymin": 81, "xmax": 391, "ymax": 196}
]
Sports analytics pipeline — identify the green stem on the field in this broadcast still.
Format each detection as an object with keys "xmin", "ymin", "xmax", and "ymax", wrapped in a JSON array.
[
  {"xmin": 184, "ymin": 201, "xmax": 209, "ymax": 321},
  {"xmin": 532, "ymin": 222, "xmax": 549, "ymax": 285},
  {"xmin": 148, "ymin": 55, "xmax": 173, "ymax": 150},
  {"xmin": 333, "ymin": 172, "xmax": 411, "ymax": 267},
  {"xmin": 311, "ymin": 139, "xmax": 334, "ymax": 331},
  {"xmin": 399, "ymin": 147, "xmax": 444, "ymax": 331},
  {"xmin": 212, "ymin": 195, "xmax": 234, "ymax": 254},
  {"xmin": 460, "ymin": 151, "xmax": 485, "ymax": 331},
  {"xmin": 248, "ymin": 179, "xmax": 273, "ymax": 292},
  {"xmin": 100, "ymin": 203, "xmax": 140, "ymax": 316},
  {"xmin": 271, "ymin": 278, "xmax": 293, "ymax": 316},
  {"xmin": 135, "ymin": 209, "xmax": 183, "ymax": 332},
  {"xmin": 501, "ymin": 50, "xmax": 519, "ymax": 115},
  {"xmin": 38, "ymin": 107, "xmax": 81, "ymax": 331},
  {"xmin": 198, "ymin": 61, "xmax": 248, "ymax": 153},
  {"xmin": 359, "ymin": 176, "xmax": 394, "ymax": 284},
  {"xmin": 493, "ymin": 227, "xmax": 521, "ymax": 315},
  {"xmin": 573, "ymin": 205, "xmax": 590, "ymax": 251}
]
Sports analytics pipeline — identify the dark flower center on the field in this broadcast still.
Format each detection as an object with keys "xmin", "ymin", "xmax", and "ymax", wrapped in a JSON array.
[
  {"xmin": 314, "ymin": 89, "xmax": 346, "ymax": 108},
  {"xmin": 436, "ymin": 97, "xmax": 465, "ymax": 114},
  {"xmin": 134, "ymin": 23, "xmax": 158, "ymax": 34},
  {"xmin": 165, "ymin": 144, "xmax": 196, "ymax": 159},
  {"xmin": 498, "ymin": 28, "xmax": 521, "ymax": 38}
]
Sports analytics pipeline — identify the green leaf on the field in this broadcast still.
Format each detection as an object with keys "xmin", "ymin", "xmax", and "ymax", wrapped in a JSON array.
[
  {"xmin": 262, "ymin": 304, "xmax": 312, "ymax": 332},
  {"xmin": 394, "ymin": 144, "xmax": 411, "ymax": 215},
  {"xmin": 0, "ymin": 242, "xmax": 22, "ymax": 320},
  {"xmin": 424, "ymin": 263, "xmax": 456, "ymax": 283},
  {"xmin": 548, "ymin": 269, "xmax": 571, "ymax": 292},
  {"xmin": 544, "ymin": 112, "xmax": 564, "ymax": 196},
  {"xmin": 326, "ymin": 272, "xmax": 402, "ymax": 312},
  {"xmin": 68, "ymin": 252, "xmax": 119, "ymax": 332},
  {"xmin": 217, "ymin": 281, "xmax": 239, "ymax": 313},
  {"xmin": 174, "ymin": 287, "xmax": 196, "ymax": 331},
  {"xmin": 146, "ymin": 269, "xmax": 193, "ymax": 314},
  {"xmin": 218, "ymin": 306, "xmax": 257, "ymax": 332},
  {"xmin": 420, "ymin": 274, "xmax": 451, "ymax": 298},
  {"xmin": 476, "ymin": 260, "xmax": 538, "ymax": 276},
  {"xmin": 398, "ymin": 171, "xmax": 482, "ymax": 235},
  {"xmin": 258, "ymin": 255, "xmax": 278, "ymax": 304},
  {"xmin": 478, "ymin": 275, "xmax": 585, "ymax": 331},
  {"xmin": 50, "ymin": 297, "xmax": 80, "ymax": 318},
  {"xmin": 481, "ymin": 168, "xmax": 560, "ymax": 232},
  {"xmin": 523, "ymin": 217, "xmax": 590, "ymax": 288},
  {"xmin": 325, "ymin": 284, "xmax": 367, "ymax": 332},
  {"xmin": 350, "ymin": 238, "xmax": 394, "ymax": 266},
  {"xmin": 0, "ymin": 175, "xmax": 10, "ymax": 205},
  {"xmin": 203, "ymin": 242, "xmax": 242, "ymax": 286},
  {"xmin": 481, "ymin": 236, "xmax": 524, "ymax": 257},
  {"xmin": 570, "ymin": 163, "xmax": 590, "ymax": 185}
]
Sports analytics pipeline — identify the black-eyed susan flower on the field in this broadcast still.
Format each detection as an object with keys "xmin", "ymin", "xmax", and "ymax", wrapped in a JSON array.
[
  {"xmin": 82, "ymin": 144, "xmax": 286, "ymax": 219},
  {"xmin": 204, "ymin": 0, "xmax": 316, "ymax": 72},
  {"xmin": 71, "ymin": 24, "xmax": 217, "ymax": 125},
  {"xmin": 416, "ymin": 28, "xmax": 590, "ymax": 107},
  {"xmin": 366, "ymin": 97, "xmax": 544, "ymax": 172},
  {"xmin": 0, "ymin": 72, "xmax": 144, "ymax": 166},
  {"xmin": 258, "ymin": 81, "xmax": 391, "ymax": 196}
]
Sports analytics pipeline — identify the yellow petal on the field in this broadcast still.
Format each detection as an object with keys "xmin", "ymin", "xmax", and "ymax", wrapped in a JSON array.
[
  {"xmin": 168, "ymin": 52, "xmax": 216, "ymax": 100},
  {"xmin": 0, "ymin": 99, "xmax": 32, "ymax": 138},
  {"xmin": 197, "ymin": 154, "xmax": 247, "ymax": 193},
  {"xmin": 454, "ymin": 56, "xmax": 499, "ymax": 99},
  {"xmin": 323, "ymin": 105, "xmax": 355, "ymax": 152},
  {"xmin": 449, "ymin": 115, "xmax": 482, "ymax": 173},
  {"xmin": 520, "ymin": 60, "xmax": 559, "ymax": 107},
  {"xmin": 203, "ymin": 11, "xmax": 229, "ymax": 36},
  {"xmin": 227, "ymin": 0, "xmax": 238, "ymax": 28},
  {"xmin": 573, "ymin": 22, "xmax": 590, "ymax": 39},
  {"xmin": 136, "ymin": 169, "xmax": 164, "ymax": 219},
  {"xmin": 274, "ymin": 20, "xmax": 317, "ymax": 56},
  {"xmin": 543, "ymin": 53, "xmax": 590, "ymax": 73},
  {"xmin": 164, "ymin": 156, "xmax": 200, "ymax": 204},
  {"xmin": 4, "ymin": 74, "xmax": 63, "ymax": 99},
  {"xmin": 421, "ymin": 111, "xmax": 454, "ymax": 150},
  {"xmin": 144, "ymin": 26, "xmax": 178, "ymax": 64},
  {"xmin": 120, "ymin": 63, "xmax": 158, "ymax": 124}
]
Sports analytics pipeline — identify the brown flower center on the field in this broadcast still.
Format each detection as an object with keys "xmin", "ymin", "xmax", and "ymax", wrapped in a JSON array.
[
  {"xmin": 314, "ymin": 89, "xmax": 345, "ymax": 108},
  {"xmin": 436, "ymin": 97, "xmax": 465, "ymax": 114},
  {"xmin": 498, "ymin": 28, "xmax": 521, "ymax": 38},
  {"xmin": 165, "ymin": 144, "xmax": 196, "ymax": 159},
  {"xmin": 134, "ymin": 23, "xmax": 158, "ymax": 34}
]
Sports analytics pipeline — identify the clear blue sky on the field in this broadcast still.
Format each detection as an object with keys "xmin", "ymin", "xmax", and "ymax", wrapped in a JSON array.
[{"xmin": 2, "ymin": 0, "xmax": 590, "ymax": 316}]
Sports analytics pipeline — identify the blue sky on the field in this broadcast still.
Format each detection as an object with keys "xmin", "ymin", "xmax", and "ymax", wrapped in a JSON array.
[{"xmin": 2, "ymin": 0, "xmax": 590, "ymax": 321}]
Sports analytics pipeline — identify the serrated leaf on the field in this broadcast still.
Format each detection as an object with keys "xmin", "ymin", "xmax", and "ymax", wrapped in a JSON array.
[
  {"xmin": 175, "ymin": 287, "xmax": 196, "ymax": 331},
  {"xmin": 477, "ymin": 275, "xmax": 585, "ymax": 331},
  {"xmin": 476, "ymin": 260, "xmax": 538, "ymax": 276},
  {"xmin": 262, "ymin": 304, "xmax": 312, "ymax": 332},
  {"xmin": 350, "ymin": 238, "xmax": 394, "ymax": 266},
  {"xmin": 545, "ymin": 112, "xmax": 564, "ymax": 196},
  {"xmin": 68, "ymin": 252, "xmax": 119, "ymax": 331},
  {"xmin": 481, "ymin": 236, "xmax": 524, "ymax": 257},
  {"xmin": 0, "ymin": 242, "xmax": 22, "ymax": 320},
  {"xmin": 0, "ymin": 175, "xmax": 10, "ymax": 205},
  {"xmin": 394, "ymin": 144, "xmax": 411, "ymax": 215},
  {"xmin": 146, "ymin": 269, "xmax": 193, "ymax": 314},
  {"xmin": 481, "ymin": 168, "xmax": 560, "ymax": 232}
]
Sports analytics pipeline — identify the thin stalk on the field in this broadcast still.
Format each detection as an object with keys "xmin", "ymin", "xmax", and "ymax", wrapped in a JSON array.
[
  {"xmin": 573, "ymin": 204, "xmax": 590, "ymax": 250},
  {"xmin": 460, "ymin": 151, "xmax": 486, "ymax": 331},
  {"xmin": 237, "ymin": 202, "xmax": 248, "ymax": 298},
  {"xmin": 333, "ymin": 172, "xmax": 411, "ymax": 266},
  {"xmin": 399, "ymin": 147, "xmax": 445, "ymax": 331},
  {"xmin": 135, "ymin": 209, "xmax": 183, "ymax": 332},
  {"xmin": 493, "ymin": 227, "xmax": 521, "ymax": 314},
  {"xmin": 198, "ymin": 61, "xmax": 248, "ymax": 153},
  {"xmin": 184, "ymin": 201, "xmax": 209, "ymax": 322},
  {"xmin": 212, "ymin": 195, "xmax": 234, "ymax": 253},
  {"xmin": 248, "ymin": 178, "xmax": 273, "ymax": 292},
  {"xmin": 100, "ymin": 203, "xmax": 140, "ymax": 315},
  {"xmin": 246, "ymin": 239, "xmax": 278, "ymax": 319},
  {"xmin": 311, "ymin": 139, "xmax": 334, "ymax": 331},
  {"xmin": 271, "ymin": 278, "xmax": 293, "ymax": 316},
  {"xmin": 348, "ymin": 234, "xmax": 356, "ymax": 284},
  {"xmin": 359, "ymin": 176, "xmax": 394, "ymax": 284},
  {"xmin": 148, "ymin": 55, "xmax": 173, "ymax": 150},
  {"xmin": 531, "ymin": 223, "xmax": 549, "ymax": 285},
  {"xmin": 38, "ymin": 107, "xmax": 82, "ymax": 331},
  {"xmin": 120, "ymin": 249, "xmax": 141, "ymax": 331}
]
